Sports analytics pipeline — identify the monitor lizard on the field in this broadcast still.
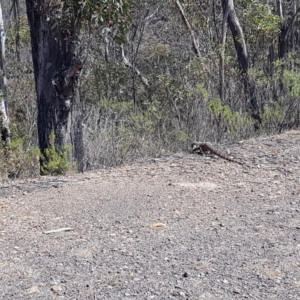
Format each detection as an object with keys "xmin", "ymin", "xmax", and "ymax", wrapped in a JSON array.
[{"xmin": 191, "ymin": 142, "xmax": 244, "ymax": 165}]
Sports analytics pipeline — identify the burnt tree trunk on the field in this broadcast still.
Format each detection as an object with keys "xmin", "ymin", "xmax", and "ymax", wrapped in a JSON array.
[
  {"xmin": 276, "ymin": 0, "xmax": 300, "ymax": 95},
  {"xmin": 26, "ymin": 1, "xmax": 84, "ymax": 172}
]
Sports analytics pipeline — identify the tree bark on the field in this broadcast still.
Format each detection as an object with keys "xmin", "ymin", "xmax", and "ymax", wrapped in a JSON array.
[
  {"xmin": 26, "ymin": 0, "xmax": 84, "ymax": 172},
  {"xmin": 277, "ymin": 0, "xmax": 300, "ymax": 59},
  {"xmin": 121, "ymin": 44, "xmax": 150, "ymax": 88},
  {"xmin": 222, "ymin": 0, "xmax": 261, "ymax": 122},
  {"xmin": 278, "ymin": 0, "xmax": 288, "ymax": 60},
  {"xmin": 219, "ymin": 1, "xmax": 228, "ymax": 103},
  {"xmin": 0, "ymin": 1, "xmax": 10, "ymax": 143},
  {"xmin": 174, "ymin": 0, "xmax": 201, "ymax": 57}
]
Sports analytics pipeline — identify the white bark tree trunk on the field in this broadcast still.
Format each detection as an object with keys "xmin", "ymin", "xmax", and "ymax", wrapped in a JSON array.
[{"xmin": 0, "ymin": 1, "xmax": 10, "ymax": 143}]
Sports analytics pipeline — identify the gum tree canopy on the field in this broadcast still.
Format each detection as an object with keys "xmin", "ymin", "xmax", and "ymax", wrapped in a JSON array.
[{"xmin": 24, "ymin": 0, "xmax": 131, "ymax": 172}]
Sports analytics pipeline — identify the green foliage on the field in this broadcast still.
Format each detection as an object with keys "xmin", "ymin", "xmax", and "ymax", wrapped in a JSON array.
[
  {"xmin": 209, "ymin": 98, "xmax": 249, "ymax": 133},
  {"xmin": 7, "ymin": 0, "xmax": 300, "ymax": 174},
  {"xmin": 186, "ymin": 58, "xmax": 204, "ymax": 80},
  {"xmin": 209, "ymin": 98, "xmax": 233, "ymax": 119},
  {"xmin": 47, "ymin": 0, "xmax": 132, "ymax": 42},
  {"xmin": 283, "ymin": 70, "xmax": 300, "ymax": 97},
  {"xmin": 130, "ymin": 112, "xmax": 152, "ymax": 132},
  {"xmin": 188, "ymin": 83, "xmax": 209, "ymax": 101},
  {"xmin": 0, "ymin": 138, "xmax": 40, "ymax": 179},
  {"xmin": 40, "ymin": 132, "xmax": 72, "ymax": 176},
  {"xmin": 146, "ymin": 43, "xmax": 171, "ymax": 59},
  {"xmin": 100, "ymin": 98, "xmax": 131, "ymax": 111},
  {"xmin": 262, "ymin": 101, "xmax": 283, "ymax": 121},
  {"xmin": 176, "ymin": 130, "xmax": 188, "ymax": 142},
  {"xmin": 244, "ymin": 1, "xmax": 281, "ymax": 35},
  {"xmin": 261, "ymin": 101, "xmax": 285, "ymax": 132},
  {"xmin": 7, "ymin": 15, "xmax": 31, "ymax": 51}
]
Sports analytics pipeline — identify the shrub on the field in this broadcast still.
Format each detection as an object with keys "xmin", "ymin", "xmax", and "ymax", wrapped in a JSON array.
[
  {"xmin": 40, "ymin": 132, "xmax": 72, "ymax": 176},
  {"xmin": 0, "ymin": 138, "xmax": 40, "ymax": 179}
]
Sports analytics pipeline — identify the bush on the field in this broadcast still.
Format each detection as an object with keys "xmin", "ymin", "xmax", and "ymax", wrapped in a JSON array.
[
  {"xmin": 40, "ymin": 132, "xmax": 72, "ymax": 176},
  {"xmin": 0, "ymin": 138, "xmax": 40, "ymax": 179}
]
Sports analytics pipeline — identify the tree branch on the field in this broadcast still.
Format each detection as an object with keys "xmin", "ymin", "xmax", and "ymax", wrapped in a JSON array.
[
  {"xmin": 121, "ymin": 44, "xmax": 150, "ymax": 88},
  {"xmin": 174, "ymin": 0, "xmax": 201, "ymax": 57}
]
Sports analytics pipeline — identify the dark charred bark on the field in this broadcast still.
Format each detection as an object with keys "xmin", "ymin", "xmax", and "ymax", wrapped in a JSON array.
[
  {"xmin": 276, "ymin": 1, "xmax": 300, "ymax": 59},
  {"xmin": 279, "ymin": 23, "xmax": 288, "ymax": 60},
  {"xmin": 276, "ymin": 1, "xmax": 300, "ymax": 94},
  {"xmin": 26, "ymin": 0, "xmax": 84, "ymax": 172}
]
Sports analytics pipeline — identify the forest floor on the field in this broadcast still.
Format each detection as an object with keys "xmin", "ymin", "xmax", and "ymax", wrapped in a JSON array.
[{"xmin": 1, "ymin": 130, "xmax": 300, "ymax": 299}]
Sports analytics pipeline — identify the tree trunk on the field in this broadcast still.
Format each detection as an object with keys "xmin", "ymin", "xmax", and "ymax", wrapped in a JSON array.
[
  {"xmin": 26, "ymin": 0, "xmax": 84, "ymax": 172},
  {"xmin": 277, "ymin": 0, "xmax": 300, "ymax": 59},
  {"xmin": 219, "ymin": 0, "xmax": 228, "ymax": 103},
  {"xmin": 278, "ymin": 0, "xmax": 287, "ymax": 61},
  {"xmin": 276, "ymin": 0, "xmax": 300, "ymax": 95},
  {"xmin": 174, "ymin": 0, "xmax": 201, "ymax": 57},
  {"xmin": 0, "ymin": 1, "xmax": 10, "ymax": 143},
  {"xmin": 222, "ymin": 0, "xmax": 261, "ymax": 123}
]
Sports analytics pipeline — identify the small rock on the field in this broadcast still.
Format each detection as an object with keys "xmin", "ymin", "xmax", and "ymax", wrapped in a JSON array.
[
  {"xmin": 149, "ymin": 223, "xmax": 166, "ymax": 228},
  {"xmin": 51, "ymin": 285, "xmax": 62, "ymax": 293},
  {"xmin": 28, "ymin": 286, "xmax": 39, "ymax": 294},
  {"xmin": 199, "ymin": 292, "xmax": 215, "ymax": 299},
  {"xmin": 254, "ymin": 225, "xmax": 264, "ymax": 232},
  {"xmin": 233, "ymin": 287, "xmax": 241, "ymax": 294}
]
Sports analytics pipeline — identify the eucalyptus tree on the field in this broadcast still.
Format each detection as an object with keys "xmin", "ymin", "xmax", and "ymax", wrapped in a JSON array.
[
  {"xmin": 275, "ymin": 0, "xmax": 300, "ymax": 60},
  {"xmin": 221, "ymin": 0, "xmax": 261, "ymax": 122},
  {"xmin": 23, "ymin": 0, "xmax": 131, "ymax": 172},
  {"xmin": 0, "ymin": 1, "xmax": 9, "ymax": 143}
]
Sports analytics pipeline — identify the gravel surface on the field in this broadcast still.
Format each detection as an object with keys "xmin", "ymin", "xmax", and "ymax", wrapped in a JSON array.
[{"xmin": 1, "ymin": 130, "xmax": 300, "ymax": 299}]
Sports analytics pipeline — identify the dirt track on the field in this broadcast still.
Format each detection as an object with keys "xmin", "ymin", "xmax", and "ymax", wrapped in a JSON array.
[{"xmin": 1, "ymin": 131, "xmax": 300, "ymax": 299}]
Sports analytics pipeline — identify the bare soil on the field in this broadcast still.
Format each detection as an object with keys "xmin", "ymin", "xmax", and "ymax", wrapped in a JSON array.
[{"xmin": 1, "ymin": 130, "xmax": 300, "ymax": 300}]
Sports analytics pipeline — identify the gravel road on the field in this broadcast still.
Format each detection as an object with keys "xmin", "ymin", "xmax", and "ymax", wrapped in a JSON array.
[{"xmin": 1, "ymin": 131, "xmax": 300, "ymax": 299}]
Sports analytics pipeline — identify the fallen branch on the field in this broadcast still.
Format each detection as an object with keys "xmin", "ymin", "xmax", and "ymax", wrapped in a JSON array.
[{"xmin": 44, "ymin": 227, "xmax": 74, "ymax": 234}]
